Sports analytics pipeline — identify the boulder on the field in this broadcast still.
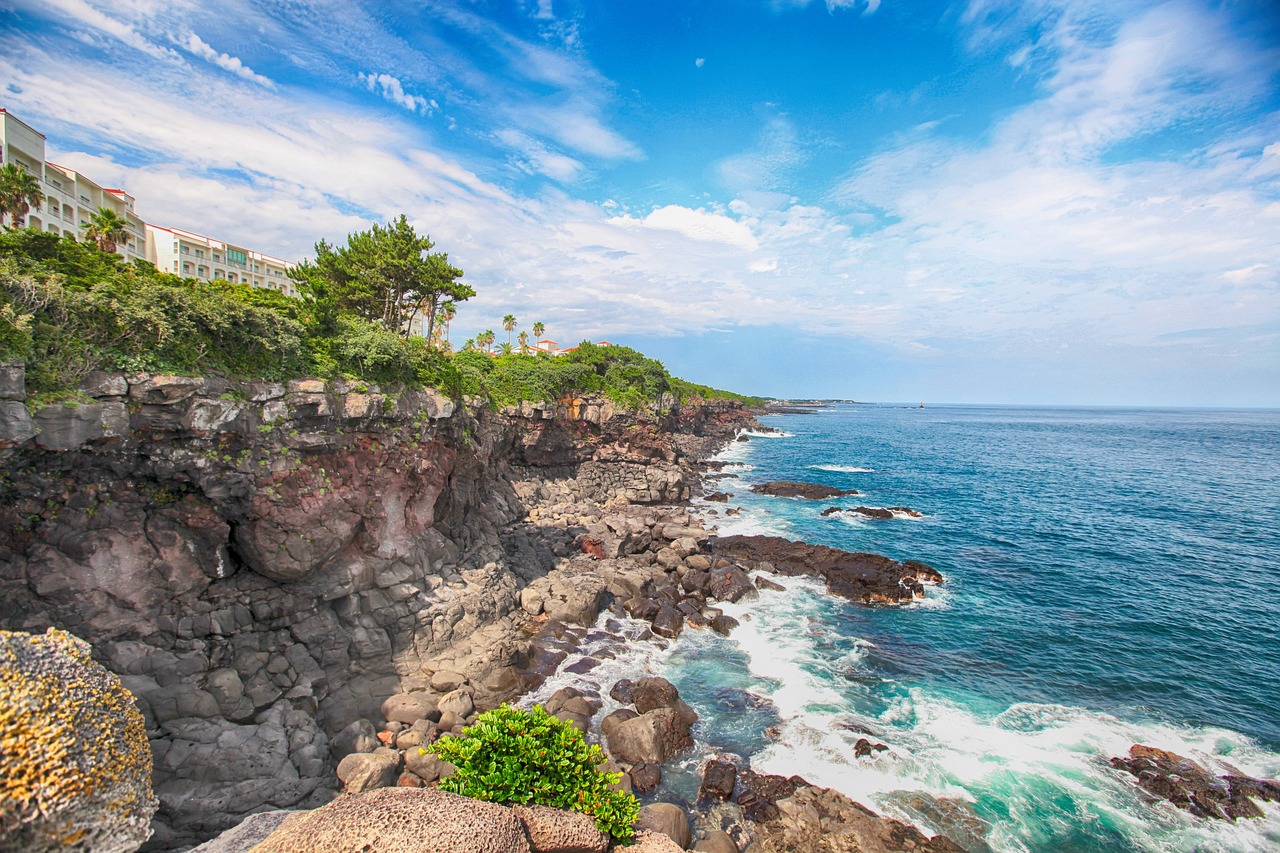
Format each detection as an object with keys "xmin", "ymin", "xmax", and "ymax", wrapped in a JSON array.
[
  {"xmin": 749, "ymin": 481, "xmax": 859, "ymax": 500},
  {"xmin": 437, "ymin": 687, "xmax": 476, "ymax": 719},
  {"xmin": 704, "ymin": 566, "xmax": 755, "ymax": 603},
  {"xmin": 629, "ymin": 762, "xmax": 661, "ymax": 793},
  {"xmin": 651, "ymin": 605, "xmax": 684, "ymax": 639},
  {"xmin": 336, "ymin": 752, "xmax": 400, "ymax": 793},
  {"xmin": 610, "ymin": 679, "xmax": 636, "ymax": 704},
  {"xmin": 0, "ymin": 399, "xmax": 35, "ymax": 443},
  {"xmin": 514, "ymin": 803, "xmax": 609, "ymax": 853},
  {"xmin": 430, "ymin": 670, "xmax": 469, "ymax": 692},
  {"xmin": 710, "ymin": 615, "xmax": 740, "ymax": 636},
  {"xmin": 403, "ymin": 748, "xmax": 452, "ymax": 785},
  {"xmin": 186, "ymin": 811, "xmax": 295, "ymax": 853},
  {"xmin": 606, "ymin": 708, "xmax": 693, "ymax": 765},
  {"xmin": 631, "ymin": 677, "xmax": 698, "ymax": 727},
  {"xmin": 637, "ymin": 803, "xmax": 693, "ymax": 850},
  {"xmin": 0, "ymin": 628, "xmax": 157, "ymax": 853},
  {"xmin": 601, "ymin": 709, "xmax": 639, "ymax": 742},
  {"xmin": 382, "ymin": 693, "xmax": 439, "ymax": 725},
  {"xmin": 747, "ymin": 785, "xmax": 964, "ymax": 852},
  {"xmin": 693, "ymin": 830, "xmax": 738, "ymax": 852},
  {"xmin": 333, "ymin": 719, "xmax": 380, "ymax": 759},
  {"xmin": 32, "ymin": 401, "xmax": 129, "ymax": 449},
  {"xmin": 699, "ymin": 757, "xmax": 738, "ymax": 802},
  {"xmin": 251, "ymin": 787, "xmax": 531, "ymax": 853}
]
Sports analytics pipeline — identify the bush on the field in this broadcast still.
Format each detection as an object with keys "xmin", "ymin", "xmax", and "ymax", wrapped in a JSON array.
[{"xmin": 428, "ymin": 704, "xmax": 639, "ymax": 841}]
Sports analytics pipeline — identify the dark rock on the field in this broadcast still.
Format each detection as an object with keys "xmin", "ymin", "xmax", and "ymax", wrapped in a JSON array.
[
  {"xmin": 705, "ymin": 492, "xmax": 730, "ymax": 502},
  {"xmin": 610, "ymin": 678, "xmax": 635, "ymax": 704},
  {"xmin": 1110, "ymin": 744, "xmax": 1280, "ymax": 821},
  {"xmin": 734, "ymin": 769, "xmax": 811, "ymax": 822},
  {"xmin": 710, "ymin": 615, "xmax": 739, "ymax": 636},
  {"xmin": 705, "ymin": 566, "xmax": 756, "ymax": 603},
  {"xmin": 32, "ymin": 401, "xmax": 129, "ymax": 449},
  {"xmin": 0, "ymin": 400, "xmax": 35, "ymax": 443},
  {"xmin": 564, "ymin": 656, "xmax": 601, "ymax": 674},
  {"xmin": 700, "ymin": 757, "xmax": 738, "ymax": 801},
  {"xmin": 631, "ymin": 677, "xmax": 698, "ymax": 727},
  {"xmin": 750, "ymin": 481, "xmax": 859, "ymax": 500},
  {"xmin": 713, "ymin": 535, "xmax": 943, "ymax": 605},
  {"xmin": 651, "ymin": 604, "xmax": 685, "ymax": 639},
  {"xmin": 755, "ymin": 576, "xmax": 785, "ymax": 592}
]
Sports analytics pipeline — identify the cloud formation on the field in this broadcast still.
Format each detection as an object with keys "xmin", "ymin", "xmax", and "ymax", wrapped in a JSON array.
[
  {"xmin": 185, "ymin": 34, "xmax": 274, "ymax": 87},
  {"xmin": 359, "ymin": 72, "xmax": 437, "ymax": 114}
]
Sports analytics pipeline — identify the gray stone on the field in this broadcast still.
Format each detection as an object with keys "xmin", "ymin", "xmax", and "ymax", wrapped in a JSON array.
[
  {"xmin": 606, "ymin": 708, "xmax": 693, "ymax": 765},
  {"xmin": 333, "ymin": 719, "xmax": 380, "ymax": 760},
  {"xmin": 0, "ymin": 361, "xmax": 25, "ymax": 400},
  {"xmin": 32, "ymin": 401, "xmax": 129, "ymax": 449},
  {"xmin": 128, "ymin": 374, "xmax": 204, "ymax": 404},
  {"xmin": 79, "ymin": 370, "xmax": 127, "ymax": 398},
  {"xmin": 0, "ymin": 400, "xmax": 35, "ymax": 443},
  {"xmin": 430, "ymin": 670, "xmax": 468, "ymax": 692},
  {"xmin": 403, "ymin": 748, "xmax": 452, "ymax": 784},
  {"xmin": 187, "ymin": 810, "xmax": 296, "ymax": 853}
]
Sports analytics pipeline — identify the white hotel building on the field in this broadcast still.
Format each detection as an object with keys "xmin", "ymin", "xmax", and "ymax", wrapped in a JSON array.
[
  {"xmin": 1, "ymin": 109, "xmax": 147, "ymax": 263},
  {"xmin": 1, "ymin": 109, "xmax": 298, "ymax": 298}
]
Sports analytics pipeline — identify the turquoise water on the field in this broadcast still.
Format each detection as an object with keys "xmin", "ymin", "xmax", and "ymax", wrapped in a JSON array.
[
  {"xmin": 530, "ymin": 406, "xmax": 1280, "ymax": 851},
  {"xmin": 677, "ymin": 406, "xmax": 1280, "ymax": 851}
]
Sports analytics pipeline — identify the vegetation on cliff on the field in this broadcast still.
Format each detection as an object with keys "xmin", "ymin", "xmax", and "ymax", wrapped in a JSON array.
[
  {"xmin": 428, "ymin": 704, "xmax": 640, "ymax": 841},
  {"xmin": 0, "ymin": 222, "xmax": 762, "ymax": 409}
]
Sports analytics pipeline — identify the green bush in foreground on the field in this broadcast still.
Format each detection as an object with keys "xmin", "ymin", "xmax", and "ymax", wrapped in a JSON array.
[{"xmin": 428, "ymin": 704, "xmax": 639, "ymax": 841}]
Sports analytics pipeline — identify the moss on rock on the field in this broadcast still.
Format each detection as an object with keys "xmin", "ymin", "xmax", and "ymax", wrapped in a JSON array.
[{"xmin": 0, "ymin": 628, "xmax": 157, "ymax": 852}]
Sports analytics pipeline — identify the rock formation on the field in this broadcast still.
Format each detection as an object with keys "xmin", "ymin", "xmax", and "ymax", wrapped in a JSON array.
[
  {"xmin": 1110, "ymin": 744, "xmax": 1280, "ymax": 821},
  {"xmin": 749, "ymin": 481, "xmax": 859, "ymax": 500},
  {"xmin": 0, "ymin": 627, "xmax": 157, "ymax": 853}
]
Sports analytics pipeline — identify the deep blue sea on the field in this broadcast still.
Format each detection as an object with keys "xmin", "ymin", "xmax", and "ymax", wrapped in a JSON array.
[{"xmin": 530, "ymin": 405, "xmax": 1280, "ymax": 852}]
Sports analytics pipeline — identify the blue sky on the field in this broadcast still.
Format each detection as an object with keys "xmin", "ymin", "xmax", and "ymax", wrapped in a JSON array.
[{"xmin": 2, "ymin": 0, "xmax": 1278, "ymax": 404}]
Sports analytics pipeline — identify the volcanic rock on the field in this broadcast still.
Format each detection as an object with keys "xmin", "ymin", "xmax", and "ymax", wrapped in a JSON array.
[
  {"xmin": 712, "ymin": 535, "xmax": 943, "ymax": 605},
  {"xmin": 1110, "ymin": 744, "xmax": 1280, "ymax": 820},
  {"xmin": 750, "ymin": 481, "xmax": 859, "ymax": 500}
]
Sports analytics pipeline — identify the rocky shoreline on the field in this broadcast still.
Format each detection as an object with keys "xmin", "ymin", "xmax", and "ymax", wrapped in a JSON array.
[{"xmin": 5, "ymin": 366, "xmax": 1273, "ymax": 851}]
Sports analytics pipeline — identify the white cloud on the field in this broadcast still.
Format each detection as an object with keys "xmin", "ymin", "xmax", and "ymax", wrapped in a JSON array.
[
  {"xmin": 695, "ymin": 57, "xmax": 706, "ymax": 68},
  {"xmin": 495, "ymin": 129, "xmax": 584, "ymax": 181},
  {"xmin": 611, "ymin": 205, "xmax": 761, "ymax": 252},
  {"xmin": 185, "ymin": 33, "xmax": 273, "ymax": 87},
  {"xmin": 358, "ymin": 72, "xmax": 437, "ymax": 115}
]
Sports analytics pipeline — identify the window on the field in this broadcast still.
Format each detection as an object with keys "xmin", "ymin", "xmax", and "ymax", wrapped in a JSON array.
[
  {"xmin": 227, "ymin": 248, "xmax": 247, "ymax": 266},
  {"xmin": 181, "ymin": 245, "xmax": 189, "ymax": 253},
  {"xmin": 214, "ymin": 270, "xmax": 224, "ymax": 279},
  {"xmin": 183, "ymin": 262, "xmax": 192, "ymax": 273},
  {"xmin": 212, "ymin": 253, "xmax": 220, "ymax": 262},
  {"xmin": 194, "ymin": 249, "xmax": 204, "ymax": 258}
]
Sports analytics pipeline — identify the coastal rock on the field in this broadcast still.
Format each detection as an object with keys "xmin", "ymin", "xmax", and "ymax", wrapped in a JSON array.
[
  {"xmin": 0, "ymin": 628, "xmax": 157, "ymax": 853},
  {"xmin": 250, "ymin": 787, "xmax": 531, "ymax": 853},
  {"xmin": 700, "ymin": 757, "xmax": 739, "ymax": 802},
  {"xmin": 606, "ymin": 708, "xmax": 694, "ymax": 765},
  {"xmin": 630, "ymin": 677, "xmax": 699, "ymax": 727},
  {"xmin": 0, "ymin": 400, "xmax": 36, "ymax": 443},
  {"xmin": 382, "ymin": 693, "xmax": 438, "ymax": 725},
  {"xmin": 712, "ymin": 536, "xmax": 943, "ymax": 605},
  {"xmin": 628, "ymin": 762, "xmax": 662, "ymax": 793},
  {"xmin": 629, "ymin": 831, "xmax": 686, "ymax": 853},
  {"xmin": 693, "ymin": 830, "xmax": 739, "ymax": 852},
  {"xmin": 336, "ymin": 751, "xmax": 400, "ymax": 793},
  {"xmin": 186, "ymin": 811, "xmax": 295, "ymax": 853},
  {"xmin": 747, "ymin": 785, "xmax": 965, "ymax": 853},
  {"xmin": 704, "ymin": 566, "xmax": 755, "ymax": 603},
  {"xmin": 332, "ymin": 719, "xmax": 380, "ymax": 760},
  {"xmin": 1110, "ymin": 744, "xmax": 1280, "ymax": 820},
  {"xmin": 750, "ymin": 481, "xmax": 859, "ymax": 500},
  {"xmin": 637, "ymin": 803, "xmax": 693, "ymax": 850},
  {"xmin": 513, "ymin": 804, "xmax": 609, "ymax": 853}
]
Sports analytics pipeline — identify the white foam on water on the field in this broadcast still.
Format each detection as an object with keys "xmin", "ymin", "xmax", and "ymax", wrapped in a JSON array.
[
  {"xmin": 698, "ymin": 573, "xmax": 1280, "ymax": 853},
  {"xmin": 739, "ymin": 429, "xmax": 795, "ymax": 438},
  {"xmin": 811, "ymin": 464, "xmax": 878, "ymax": 473}
]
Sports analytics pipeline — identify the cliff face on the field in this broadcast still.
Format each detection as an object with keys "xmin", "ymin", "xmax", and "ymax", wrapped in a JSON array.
[{"xmin": 0, "ymin": 364, "xmax": 752, "ymax": 850}]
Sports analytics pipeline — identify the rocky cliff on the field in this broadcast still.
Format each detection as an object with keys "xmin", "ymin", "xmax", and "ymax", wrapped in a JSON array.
[{"xmin": 0, "ymin": 363, "xmax": 752, "ymax": 850}]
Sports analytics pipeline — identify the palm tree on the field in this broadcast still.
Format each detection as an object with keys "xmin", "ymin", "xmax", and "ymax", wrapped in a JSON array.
[
  {"xmin": 499, "ymin": 341, "xmax": 513, "ymax": 356},
  {"xmin": 0, "ymin": 163, "xmax": 44, "ymax": 228},
  {"xmin": 82, "ymin": 207, "xmax": 131, "ymax": 253},
  {"xmin": 503, "ymin": 314, "xmax": 517, "ymax": 347},
  {"xmin": 481, "ymin": 329, "xmax": 495, "ymax": 353},
  {"xmin": 517, "ymin": 330, "xmax": 529, "ymax": 354},
  {"xmin": 533, "ymin": 321, "xmax": 546, "ymax": 347},
  {"xmin": 440, "ymin": 300, "xmax": 457, "ymax": 343}
]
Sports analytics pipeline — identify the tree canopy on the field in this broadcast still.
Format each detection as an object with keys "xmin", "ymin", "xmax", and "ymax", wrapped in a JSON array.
[
  {"xmin": 0, "ymin": 163, "xmax": 44, "ymax": 229},
  {"xmin": 289, "ymin": 214, "xmax": 473, "ymax": 340}
]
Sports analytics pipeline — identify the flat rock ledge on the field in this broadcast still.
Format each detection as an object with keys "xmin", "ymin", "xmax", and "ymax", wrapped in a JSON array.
[
  {"xmin": 711, "ymin": 535, "xmax": 943, "ymax": 604},
  {"xmin": 749, "ymin": 481, "xmax": 859, "ymax": 500}
]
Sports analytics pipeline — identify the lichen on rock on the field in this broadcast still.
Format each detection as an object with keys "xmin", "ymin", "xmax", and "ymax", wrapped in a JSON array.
[{"xmin": 0, "ymin": 627, "xmax": 157, "ymax": 852}]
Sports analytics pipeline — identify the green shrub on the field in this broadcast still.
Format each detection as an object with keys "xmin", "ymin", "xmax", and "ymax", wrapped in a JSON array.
[{"xmin": 428, "ymin": 704, "xmax": 639, "ymax": 841}]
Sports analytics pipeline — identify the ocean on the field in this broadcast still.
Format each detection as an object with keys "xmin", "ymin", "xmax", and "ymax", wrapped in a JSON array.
[{"xmin": 529, "ymin": 404, "xmax": 1280, "ymax": 852}]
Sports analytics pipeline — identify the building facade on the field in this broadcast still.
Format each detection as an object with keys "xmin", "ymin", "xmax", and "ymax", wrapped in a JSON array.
[
  {"xmin": 1, "ymin": 109, "xmax": 147, "ymax": 263},
  {"xmin": 146, "ymin": 225, "xmax": 298, "ymax": 296}
]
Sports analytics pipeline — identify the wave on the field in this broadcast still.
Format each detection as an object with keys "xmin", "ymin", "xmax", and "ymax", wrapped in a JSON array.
[
  {"xmin": 675, "ymin": 576, "xmax": 1280, "ymax": 853},
  {"xmin": 829, "ymin": 506, "xmax": 928, "ymax": 523},
  {"xmin": 811, "ymin": 464, "xmax": 878, "ymax": 473},
  {"xmin": 739, "ymin": 429, "xmax": 795, "ymax": 439}
]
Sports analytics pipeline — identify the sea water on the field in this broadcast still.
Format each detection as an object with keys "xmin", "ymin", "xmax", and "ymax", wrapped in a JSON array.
[{"xmin": 530, "ymin": 405, "xmax": 1280, "ymax": 852}]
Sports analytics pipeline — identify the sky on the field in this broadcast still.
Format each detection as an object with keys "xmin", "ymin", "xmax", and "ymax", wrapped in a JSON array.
[{"xmin": 1, "ymin": 0, "xmax": 1278, "ymax": 405}]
